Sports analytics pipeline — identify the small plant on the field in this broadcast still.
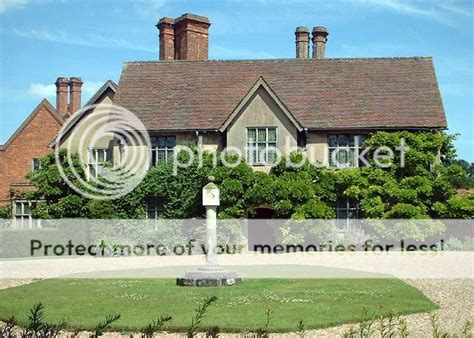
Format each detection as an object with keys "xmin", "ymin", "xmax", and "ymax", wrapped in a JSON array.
[
  {"xmin": 0, "ymin": 316, "xmax": 18, "ymax": 337},
  {"xmin": 379, "ymin": 310, "xmax": 397, "ymax": 337},
  {"xmin": 296, "ymin": 319, "xmax": 305, "ymax": 337},
  {"xmin": 462, "ymin": 320, "xmax": 472, "ymax": 337},
  {"xmin": 186, "ymin": 295, "xmax": 218, "ymax": 338},
  {"xmin": 23, "ymin": 302, "xmax": 46, "ymax": 337},
  {"xmin": 398, "ymin": 317, "xmax": 410, "ymax": 337},
  {"xmin": 42, "ymin": 320, "xmax": 67, "ymax": 338},
  {"xmin": 141, "ymin": 314, "xmax": 172, "ymax": 338},
  {"xmin": 343, "ymin": 308, "xmax": 377, "ymax": 338},
  {"xmin": 21, "ymin": 303, "xmax": 67, "ymax": 338},
  {"xmin": 255, "ymin": 309, "xmax": 273, "ymax": 338},
  {"xmin": 206, "ymin": 325, "xmax": 221, "ymax": 337},
  {"xmin": 93, "ymin": 313, "xmax": 121, "ymax": 337}
]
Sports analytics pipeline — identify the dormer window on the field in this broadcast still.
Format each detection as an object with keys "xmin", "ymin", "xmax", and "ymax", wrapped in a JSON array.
[{"xmin": 246, "ymin": 127, "xmax": 277, "ymax": 165}]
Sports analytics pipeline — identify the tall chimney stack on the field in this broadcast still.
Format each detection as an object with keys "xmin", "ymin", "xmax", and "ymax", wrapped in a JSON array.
[
  {"xmin": 295, "ymin": 27, "xmax": 310, "ymax": 59},
  {"xmin": 69, "ymin": 77, "xmax": 83, "ymax": 114},
  {"xmin": 312, "ymin": 26, "xmax": 328, "ymax": 59},
  {"xmin": 157, "ymin": 13, "xmax": 211, "ymax": 61},
  {"xmin": 157, "ymin": 17, "xmax": 176, "ymax": 60},
  {"xmin": 174, "ymin": 13, "xmax": 211, "ymax": 60},
  {"xmin": 55, "ymin": 77, "xmax": 69, "ymax": 118}
]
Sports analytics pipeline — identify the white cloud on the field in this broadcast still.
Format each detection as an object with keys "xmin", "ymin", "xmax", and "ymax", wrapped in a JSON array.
[
  {"xmin": 27, "ymin": 83, "xmax": 55, "ymax": 99},
  {"xmin": 9, "ymin": 28, "xmax": 155, "ymax": 53},
  {"xmin": 0, "ymin": 0, "xmax": 27, "ymax": 13},
  {"xmin": 351, "ymin": 0, "xmax": 473, "ymax": 27},
  {"xmin": 27, "ymin": 81, "xmax": 107, "ymax": 101},
  {"xmin": 82, "ymin": 81, "xmax": 104, "ymax": 97},
  {"xmin": 134, "ymin": 0, "xmax": 166, "ymax": 18}
]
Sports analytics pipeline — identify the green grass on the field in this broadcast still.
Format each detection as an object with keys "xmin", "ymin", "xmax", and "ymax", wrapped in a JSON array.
[{"xmin": 0, "ymin": 277, "xmax": 437, "ymax": 332}]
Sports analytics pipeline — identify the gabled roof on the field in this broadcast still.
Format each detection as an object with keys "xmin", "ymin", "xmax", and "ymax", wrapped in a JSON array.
[
  {"xmin": 114, "ymin": 57, "xmax": 447, "ymax": 131},
  {"xmin": 49, "ymin": 80, "xmax": 117, "ymax": 147},
  {"xmin": 0, "ymin": 99, "xmax": 62, "ymax": 151},
  {"xmin": 84, "ymin": 80, "xmax": 118, "ymax": 107},
  {"xmin": 219, "ymin": 77, "xmax": 303, "ymax": 132}
]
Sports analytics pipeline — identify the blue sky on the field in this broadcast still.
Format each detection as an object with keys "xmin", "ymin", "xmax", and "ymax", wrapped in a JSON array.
[{"xmin": 0, "ymin": 0, "xmax": 472, "ymax": 160}]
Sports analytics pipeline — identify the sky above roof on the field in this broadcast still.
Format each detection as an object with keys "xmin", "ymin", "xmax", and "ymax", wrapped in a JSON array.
[{"xmin": 0, "ymin": 0, "xmax": 472, "ymax": 160}]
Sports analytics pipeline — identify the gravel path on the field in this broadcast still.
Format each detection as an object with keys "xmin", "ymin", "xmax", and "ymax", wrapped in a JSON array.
[
  {"xmin": 303, "ymin": 278, "xmax": 473, "ymax": 337},
  {"xmin": 0, "ymin": 278, "xmax": 472, "ymax": 337}
]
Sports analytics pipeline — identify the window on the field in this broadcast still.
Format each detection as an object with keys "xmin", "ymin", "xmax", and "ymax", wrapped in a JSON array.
[
  {"xmin": 88, "ymin": 148, "xmax": 112, "ymax": 179},
  {"xmin": 246, "ymin": 127, "xmax": 277, "ymax": 165},
  {"xmin": 146, "ymin": 196, "xmax": 164, "ymax": 230},
  {"xmin": 328, "ymin": 135, "xmax": 366, "ymax": 168},
  {"xmin": 13, "ymin": 200, "xmax": 40, "ymax": 229},
  {"xmin": 150, "ymin": 136, "xmax": 176, "ymax": 165},
  {"xmin": 335, "ymin": 199, "xmax": 359, "ymax": 231},
  {"xmin": 31, "ymin": 158, "xmax": 40, "ymax": 172}
]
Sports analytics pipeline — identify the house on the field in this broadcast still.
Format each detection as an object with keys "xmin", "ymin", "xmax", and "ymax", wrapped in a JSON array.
[
  {"xmin": 0, "ymin": 77, "xmax": 116, "ymax": 227},
  {"xmin": 2, "ymin": 12, "xmax": 447, "ymax": 226},
  {"xmin": 111, "ymin": 13, "xmax": 445, "ymax": 171}
]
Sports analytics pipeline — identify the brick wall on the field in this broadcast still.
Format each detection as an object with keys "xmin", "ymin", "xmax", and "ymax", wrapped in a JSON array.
[{"xmin": 0, "ymin": 102, "xmax": 62, "ymax": 205}]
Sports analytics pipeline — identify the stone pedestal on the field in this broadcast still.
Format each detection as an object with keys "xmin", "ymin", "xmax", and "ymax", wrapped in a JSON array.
[
  {"xmin": 177, "ymin": 266, "xmax": 243, "ymax": 287},
  {"xmin": 177, "ymin": 176, "xmax": 243, "ymax": 287}
]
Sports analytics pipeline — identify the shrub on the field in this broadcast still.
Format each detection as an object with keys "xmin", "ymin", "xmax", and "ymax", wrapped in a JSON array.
[{"xmin": 0, "ymin": 206, "xmax": 11, "ymax": 219}]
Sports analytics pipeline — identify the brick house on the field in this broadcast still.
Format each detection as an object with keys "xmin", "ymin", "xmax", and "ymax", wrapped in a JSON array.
[{"xmin": 0, "ymin": 77, "xmax": 116, "ymax": 226}]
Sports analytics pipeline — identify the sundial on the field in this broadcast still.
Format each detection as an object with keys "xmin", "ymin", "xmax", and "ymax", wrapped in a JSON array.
[{"xmin": 177, "ymin": 176, "xmax": 242, "ymax": 287}]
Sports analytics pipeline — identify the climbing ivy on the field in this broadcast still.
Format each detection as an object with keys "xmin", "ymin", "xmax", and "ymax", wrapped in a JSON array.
[{"xmin": 18, "ymin": 131, "xmax": 473, "ymax": 241}]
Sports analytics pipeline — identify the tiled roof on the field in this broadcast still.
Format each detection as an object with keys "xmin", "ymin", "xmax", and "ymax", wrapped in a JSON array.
[{"xmin": 114, "ymin": 57, "xmax": 447, "ymax": 131}]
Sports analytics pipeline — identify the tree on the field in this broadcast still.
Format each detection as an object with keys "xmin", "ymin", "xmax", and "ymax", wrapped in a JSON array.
[{"xmin": 20, "ymin": 131, "xmax": 472, "ymax": 243}]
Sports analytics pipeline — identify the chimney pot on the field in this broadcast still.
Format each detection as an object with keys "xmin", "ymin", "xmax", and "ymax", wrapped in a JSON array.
[
  {"xmin": 69, "ymin": 77, "xmax": 83, "ymax": 115},
  {"xmin": 55, "ymin": 77, "xmax": 69, "ymax": 118},
  {"xmin": 295, "ymin": 26, "xmax": 310, "ymax": 59},
  {"xmin": 312, "ymin": 26, "xmax": 329, "ymax": 59},
  {"xmin": 157, "ymin": 13, "xmax": 211, "ymax": 61},
  {"xmin": 156, "ymin": 17, "xmax": 176, "ymax": 60}
]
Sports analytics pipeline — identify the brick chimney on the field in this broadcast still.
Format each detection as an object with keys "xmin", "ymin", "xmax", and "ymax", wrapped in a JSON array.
[
  {"xmin": 156, "ymin": 13, "xmax": 211, "ymax": 61},
  {"xmin": 55, "ymin": 77, "xmax": 69, "ymax": 118},
  {"xmin": 312, "ymin": 26, "xmax": 328, "ymax": 59},
  {"xmin": 69, "ymin": 77, "xmax": 83, "ymax": 114},
  {"xmin": 295, "ymin": 27, "xmax": 310, "ymax": 59},
  {"xmin": 157, "ymin": 17, "xmax": 176, "ymax": 60}
]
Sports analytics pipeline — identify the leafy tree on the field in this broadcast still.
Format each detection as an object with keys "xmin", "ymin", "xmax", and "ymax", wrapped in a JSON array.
[{"xmin": 19, "ymin": 131, "xmax": 472, "ymax": 243}]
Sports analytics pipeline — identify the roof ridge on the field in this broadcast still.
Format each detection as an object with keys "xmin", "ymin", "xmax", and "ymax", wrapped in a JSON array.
[{"xmin": 124, "ymin": 56, "xmax": 433, "ymax": 64}]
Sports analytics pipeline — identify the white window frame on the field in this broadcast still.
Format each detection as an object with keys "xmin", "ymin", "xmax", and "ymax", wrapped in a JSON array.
[
  {"xmin": 146, "ymin": 196, "xmax": 165, "ymax": 230},
  {"xmin": 149, "ymin": 136, "xmax": 176, "ymax": 166},
  {"xmin": 328, "ymin": 135, "xmax": 366, "ymax": 168},
  {"xmin": 31, "ymin": 158, "xmax": 41, "ymax": 172},
  {"xmin": 88, "ymin": 148, "xmax": 112, "ymax": 179},
  {"xmin": 13, "ymin": 200, "xmax": 41, "ymax": 229},
  {"xmin": 246, "ymin": 127, "xmax": 277, "ymax": 165},
  {"xmin": 335, "ymin": 199, "xmax": 359, "ymax": 231}
]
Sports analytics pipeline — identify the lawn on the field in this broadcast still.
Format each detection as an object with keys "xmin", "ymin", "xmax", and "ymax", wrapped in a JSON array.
[{"xmin": 0, "ymin": 277, "xmax": 437, "ymax": 332}]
